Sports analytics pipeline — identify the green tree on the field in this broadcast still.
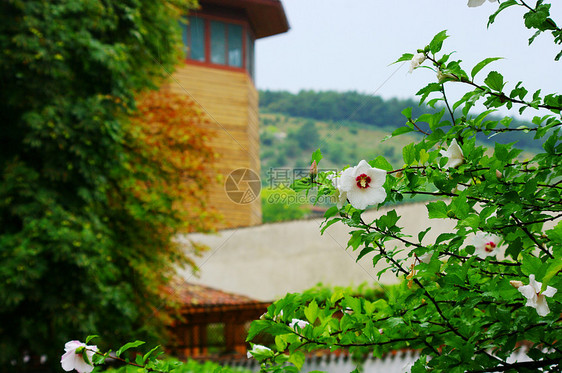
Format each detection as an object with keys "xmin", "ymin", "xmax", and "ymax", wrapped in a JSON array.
[
  {"xmin": 249, "ymin": 2, "xmax": 562, "ymax": 372},
  {"xmin": 0, "ymin": 0, "xmax": 202, "ymax": 371}
]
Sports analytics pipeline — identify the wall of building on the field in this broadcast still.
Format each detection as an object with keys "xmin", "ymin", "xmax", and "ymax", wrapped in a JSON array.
[
  {"xmin": 177, "ymin": 202, "xmax": 456, "ymax": 301},
  {"xmin": 171, "ymin": 64, "xmax": 261, "ymax": 229}
]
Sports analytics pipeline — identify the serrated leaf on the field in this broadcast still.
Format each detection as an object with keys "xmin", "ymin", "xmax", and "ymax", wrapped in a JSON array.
[
  {"xmin": 427, "ymin": 201, "xmax": 448, "ymax": 219},
  {"xmin": 484, "ymin": 71, "xmax": 505, "ymax": 92}
]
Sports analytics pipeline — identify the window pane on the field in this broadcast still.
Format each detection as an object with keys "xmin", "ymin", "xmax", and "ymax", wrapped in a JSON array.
[
  {"xmin": 189, "ymin": 16, "xmax": 205, "ymax": 62},
  {"xmin": 227, "ymin": 24, "xmax": 243, "ymax": 67},
  {"xmin": 246, "ymin": 32, "xmax": 255, "ymax": 79},
  {"xmin": 210, "ymin": 21, "xmax": 226, "ymax": 65}
]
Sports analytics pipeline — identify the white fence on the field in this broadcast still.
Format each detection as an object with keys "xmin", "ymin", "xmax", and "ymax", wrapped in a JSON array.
[{"xmin": 226, "ymin": 348, "xmax": 533, "ymax": 373}]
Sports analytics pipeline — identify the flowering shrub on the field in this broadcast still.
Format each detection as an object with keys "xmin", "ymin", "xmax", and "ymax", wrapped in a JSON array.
[{"xmin": 246, "ymin": 2, "xmax": 562, "ymax": 372}]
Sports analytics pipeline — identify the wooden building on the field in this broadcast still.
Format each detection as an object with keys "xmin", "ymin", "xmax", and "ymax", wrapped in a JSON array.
[
  {"xmin": 171, "ymin": 0, "xmax": 289, "ymax": 229},
  {"xmin": 167, "ymin": 282, "xmax": 270, "ymax": 358}
]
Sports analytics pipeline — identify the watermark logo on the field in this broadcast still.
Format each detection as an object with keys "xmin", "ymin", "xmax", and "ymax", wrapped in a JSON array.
[{"xmin": 225, "ymin": 168, "xmax": 261, "ymax": 204}]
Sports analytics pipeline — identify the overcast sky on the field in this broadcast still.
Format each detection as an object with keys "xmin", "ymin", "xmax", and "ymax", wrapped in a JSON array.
[{"xmin": 255, "ymin": 0, "xmax": 561, "ymax": 118}]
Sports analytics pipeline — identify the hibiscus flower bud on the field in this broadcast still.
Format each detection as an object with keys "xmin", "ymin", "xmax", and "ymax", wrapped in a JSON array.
[
  {"xmin": 437, "ymin": 70, "xmax": 457, "ymax": 83},
  {"xmin": 496, "ymin": 169, "xmax": 503, "ymax": 179},
  {"xmin": 310, "ymin": 160, "xmax": 318, "ymax": 177},
  {"xmin": 409, "ymin": 52, "xmax": 426, "ymax": 73},
  {"xmin": 509, "ymin": 280, "xmax": 523, "ymax": 289}
]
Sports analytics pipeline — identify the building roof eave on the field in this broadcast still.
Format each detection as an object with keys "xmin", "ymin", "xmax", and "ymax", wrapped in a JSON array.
[{"xmin": 200, "ymin": 0, "xmax": 290, "ymax": 39}]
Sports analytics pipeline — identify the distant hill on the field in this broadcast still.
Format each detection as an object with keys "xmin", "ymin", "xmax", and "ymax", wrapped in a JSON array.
[
  {"xmin": 259, "ymin": 90, "xmax": 544, "ymax": 153},
  {"xmin": 257, "ymin": 90, "xmax": 542, "ymax": 221}
]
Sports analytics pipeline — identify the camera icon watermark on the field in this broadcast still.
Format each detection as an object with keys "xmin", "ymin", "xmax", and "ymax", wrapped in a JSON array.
[{"xmin": 225, "ymin": 168, "xmax": 261, "ymax": 204}]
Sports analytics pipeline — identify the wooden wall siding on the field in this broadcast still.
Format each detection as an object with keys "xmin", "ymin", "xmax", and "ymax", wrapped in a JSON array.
[{"xmin": 170, "ymin": 64, "xmax": 262, "ymax": 229}]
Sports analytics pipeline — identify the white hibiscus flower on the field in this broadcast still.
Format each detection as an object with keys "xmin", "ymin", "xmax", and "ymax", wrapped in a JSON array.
[
  {"xmin": 440, "ymin": 139, "xmax": 464, "ymax": 169},
  {"xmin": 471, "ymin": 232, "xmax": 502, "ymax": 257},
  {"xmin": 517, "ymin": 274, "xmax": 558, "ymax": 317},
  {"xmin": 468, "ymin": 0, "xmax": 497, "ymax": 7},
  {"xmin": 339, "ymin": 160, "xmax": 387, "ymax": 210},
  {"xmin": 289, "ymin": 318, "xmax": 309, "ymax": 330},
  {"xmin": 61, "ymin": 341, "xmax": 98, "ymax": 373},
  {"xmin": 247, "ymin": 344, "xmax": 272, "ymax": 359}
]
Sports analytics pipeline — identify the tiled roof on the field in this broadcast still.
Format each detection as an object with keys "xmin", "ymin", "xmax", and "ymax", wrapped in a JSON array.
[{"xmin": 168, "ymin": 280, "xmax": 266, "ymax": 308}]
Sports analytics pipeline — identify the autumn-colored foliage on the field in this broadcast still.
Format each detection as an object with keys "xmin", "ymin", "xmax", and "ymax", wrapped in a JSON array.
[{"xmin": 130, "ymin": 89, "xmax": 220, "ymax": 236}]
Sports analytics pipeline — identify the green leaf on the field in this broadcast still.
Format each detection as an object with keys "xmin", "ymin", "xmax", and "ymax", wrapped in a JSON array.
[
  {"xmin": 391, "ymin": 126, "xmax": 414, "ymax": 137},
  {"xmin": 488, "ymin": 0, "xmax": 518, "ymax": 26},
  {"xmin": 311, "ymin": 148, "xmax": 322, "ymax": 165},
  {"xmin": 403, "ymin": 143, "xmax": 416, "ymax": 165},
  {"xmin": 428, "ymin": 30, "xmax": 448, "ymax": 54},
  {"xmin": 541, "ymin": 261, "xmax": 562, "ymax": 291},
  {"xmin": 371, "ymin": 156, "xmax": 393, "ymax": 172},
  {"xmin": 471, "ymin": 57, "xmax": 503, "ymax": 80},
  {"xmin": 324, "ymin": 206, "xmax": 339, "ymax": 219},
  {"xmin": 401, "ymin": 107, "xmax": 413, "ymax": 119},
  {"xmin": 85, "ymin": 335, "xmax": 99, "ymax": 344},
  {"xmin": 247, "ymin": 320, "xmax": 273, "ymax": 342},
  {"xmin": 521, "ymin": 254, "xmax": 543, "ymax": 277},
  {"xmin": 427, "ymin": 201, "xmax": 448, "ymax": 219},
  {"xmin": 116, "ymin": 340, "xmax": 145, "ymax": 357},
  {"xmin": 142, "ymin": 345, "xmax": 160, "ymax": 364},
  {"xmin": 288, "ymin": 351, "xmax": 306, "ymax": 370},
  {"xmin": 394, "ymin": 53, "xmax": 414, "ymax": 64},
  {"xmin": 484, "ymin": 71, "xmax": 505, "ymax": 92},
  {"xmin": 348, "ymin": 230, "xmax": 363, "ymax": 250},
  {"xmin": 304, "ymin": 300, "xmax": 319, "ymax": 324}
]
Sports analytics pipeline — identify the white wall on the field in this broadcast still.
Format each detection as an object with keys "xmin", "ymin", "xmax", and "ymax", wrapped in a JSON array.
[{"xmin": 177, "ymin": 202, "xmax": 456, "ymax": 301}]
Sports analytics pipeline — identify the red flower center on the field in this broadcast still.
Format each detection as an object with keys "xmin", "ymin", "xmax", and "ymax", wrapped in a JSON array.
[
  {"xmin": 356, "ymin": 173, "xmax": 371, "ymax": 189},
  {"xmin": 484, "ymin": 241, "xmax": 496, "ymax": 253}
]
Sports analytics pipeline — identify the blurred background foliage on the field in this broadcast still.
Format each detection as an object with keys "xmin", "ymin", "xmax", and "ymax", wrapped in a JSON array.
[{"xmin": 0, "ymin": 0, "xmax": 223, "ymax": 371}]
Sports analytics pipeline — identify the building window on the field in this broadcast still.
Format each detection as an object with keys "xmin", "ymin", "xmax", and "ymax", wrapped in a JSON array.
[
  {"xmin": 228, "ymin": 24, "xmax": 243, "ymax": 67},
  {"xmin": 182, "ymin": 16, "xmax": 254, "ymax": 79}
]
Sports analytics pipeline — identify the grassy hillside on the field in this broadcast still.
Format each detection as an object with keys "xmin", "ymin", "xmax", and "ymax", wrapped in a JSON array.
[
  {"xmin": 259, "ymin": 112, "xmax": 417, "ymax": 178},
  {"xmin": 258, "ymin": 90, "xmax": 541, "ymax": 222}
]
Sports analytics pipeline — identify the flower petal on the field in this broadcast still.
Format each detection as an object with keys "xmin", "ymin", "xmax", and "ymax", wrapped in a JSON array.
[
  {"xmin": 529, "ymin": 274, "xmax": 542, "ymax": 293},
  {"xmin": 535, "ymin": 295, "xmax": 551, "ymax": 317},
  {"xmin": 64, "ymin": 341, "xmax": 84, "ymax": 352},
  {"xmin": 366, "ymin": 167, "xmax": 387, "ymax": 188},
  {"xmin": 542, "ymin": 286, "xmax": 558, "ymax": 298},
  {"xmin": 518, "ymin": 284, "xmax": 536, "ymax": 301},
  {"xmin": 347, "ymin": 186, "xmax": 386, "ymax": 210},
  {"xmin": 353, "ymin": 160, "xmax": 371, "ymax": 177},
  {"xmin": 60, "ymin": 350, "xmax": 76, "ymax": 372},
  {"xmin": 467, "ymin": 0, "xmax": 486, "ymax": 6},
  {"xmin": 338, "ymin": 167, "xmax": 356, "ymax": 192}
]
